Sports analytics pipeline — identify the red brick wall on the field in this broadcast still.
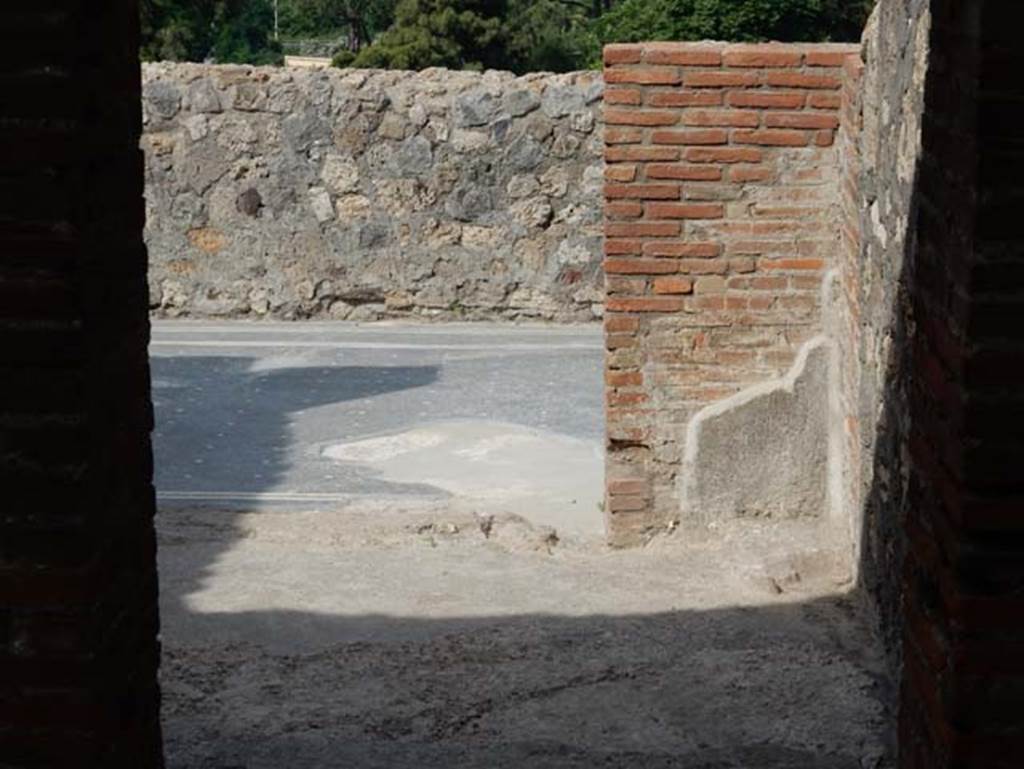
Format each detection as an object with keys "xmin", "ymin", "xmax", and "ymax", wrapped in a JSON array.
[
  {"xmin": 897, "ymin": 0, "xmax": 982, "ymax": 761},
  {"xmin": 0, "ymin": 1, "xmax": 163, "ymax": 765},
  {"xmin": 602, "ymin": 42, "xmax": 859, "ymax": 544},
  {"xmin": 899, "ymin": 2, "xmax": 1024, "ymax": 765}
]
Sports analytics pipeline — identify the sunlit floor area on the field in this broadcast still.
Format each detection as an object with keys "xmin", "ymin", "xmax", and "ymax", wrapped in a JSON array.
[
  {"xmin": 151, "ymin": 320, "xmax": 605, "ymax": 538},
  {"xmin": 152, "ymin": 320, "xmax": 893, "ymax": 768}
]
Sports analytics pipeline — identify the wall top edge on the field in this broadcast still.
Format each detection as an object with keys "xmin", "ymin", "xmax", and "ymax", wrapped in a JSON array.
[
  {"xmin": 141, "ymin": 61, "xmax": 601, "ymax": 83},
  {"xmin": 604, "ymin": 41, "xmax": 862, "ymax": 54}
]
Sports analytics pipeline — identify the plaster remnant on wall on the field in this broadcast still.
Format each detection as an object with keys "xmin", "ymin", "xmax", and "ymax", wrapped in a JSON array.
[
  {"xmin": 679, "ymin": 337, "xmax": 832, "ymax": 526},
  {"xmin": 599, "ymin": 41, "xmax": 857, "ymax": 544}
]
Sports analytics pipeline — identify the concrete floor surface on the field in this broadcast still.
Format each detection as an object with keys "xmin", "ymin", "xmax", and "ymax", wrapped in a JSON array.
[
  {"xmin": 159, "ymin": 505, "xmax": 893, "ymax": 769},
  {"xmin": 153, "ymin": 320, "xmax": 892, "ymax": 768}
]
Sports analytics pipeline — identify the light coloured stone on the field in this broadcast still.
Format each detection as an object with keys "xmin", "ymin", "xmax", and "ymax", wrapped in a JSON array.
[
  {"xmin": 514, "ymin": 238, "xmax": 547, "ymax": 271},
  {"xmin": 511, "ymin": 198, "xmax": 554, "ymax": 229},
  {"xmin": 424, "ymin": 219, "xmax": 462, "ymax": 246},
  {"xmin": 451, "ymin": 128, "xmax": 491, "ymax": 153},
  {"xmin": 426, "ymin": 117, "xmax": 450, "ymax": 142},
  {"xmin": 377, "ymin": 179, "xmax": 437, "ymax": 213},
  {"xmin": 184, "ymin": 115, "xmax": 209, "ymax": 141},
  {"xmin": 551, "ymin": 131, "xmax": 581, "ymax": 158},
  {"xmin": 539, "ymin": 167, "xmax": 569, "ymax": 198},
  {"xmin": 248, "ymin": 287, "xmax": 270, "ymax": 314},
  {"xmin": 462, "ymin": 225, "xmax": 503, "ymax": 250},
  {"xmin": 378, "ymin": 113, "xmax": 408, "ymax": 140},
  {"xmin": 581, "ymin": 163, "xmax": 604, "ymax": 195},
  {"xmin": 556, "ymin": 239, "xmax": 590, "ymax": 266},
  {"xmin": 553, "ymin": 204, "xmax": 586, "ymax": 225},
  {"xmin": 308, "ymin": 187, "xmax": 334, "ymax": 223},
  {"xmin": 321, "ymin": 154, "xmax": 361, "ymax": 194},
  {"xmin": 569, "ymin": 110, "xmax": 595, "ymax": 133},
  {"xmin": 335, "ymin": 194, "xmax": 372, "ymax": 219},
  {"xmin": 408, "ymin": 103, "xmax": 428, "ymax": 127},
  {"xmin": 507, "ymin": 174, "xmax": 540, "ymax": 198}
]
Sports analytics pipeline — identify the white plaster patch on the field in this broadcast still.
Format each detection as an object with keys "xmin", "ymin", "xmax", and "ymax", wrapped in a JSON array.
[{"xmin": 322, "ymin": 420, "xmax": 604, "ymax": 537}]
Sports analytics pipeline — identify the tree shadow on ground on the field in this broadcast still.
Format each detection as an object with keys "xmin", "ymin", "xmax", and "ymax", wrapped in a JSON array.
[{"xmin": 150, "ymin": 355, "xmax": 440, "ymax": 495}]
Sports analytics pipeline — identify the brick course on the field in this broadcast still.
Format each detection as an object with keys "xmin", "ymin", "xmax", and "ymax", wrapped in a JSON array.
[{"xmin": 602, "ymin": 42, "xmax": 858, "ymax": 544}]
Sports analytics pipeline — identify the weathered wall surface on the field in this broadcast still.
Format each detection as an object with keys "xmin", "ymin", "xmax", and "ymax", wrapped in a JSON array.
[
  {"xmin": 885, "ymin": 1, "xmax": 1024, "ymax": 765},
  {"xmin": 600, "ymin": 41, "xmax": 858, "ymax": 544},
  {"xmin": 834, "ymin": 0, "xmax": 930, "ymax": 667},
  {"xmin": 142, "ymin": 64, "xmax": 604, "ymax": 321},
  {"xmin": 681, "ymin": 336, "xmax": 831, "ymax": 525},
  {"xmin": 831, "ymin": 2, "xmax": 1024, "ymax": 764},
  {"xmin": 2, "ymin": 1, "xmax": 162, "ymax": 765}
]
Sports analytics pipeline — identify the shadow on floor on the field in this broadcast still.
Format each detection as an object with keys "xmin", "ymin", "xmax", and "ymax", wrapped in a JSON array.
[
  {"xmin": 150, "ymin": 355, "xmax": 440, "ymax": 494},
  {"xmin": 150, "ymin": 335, "xmax": 897, "ymax": 769},
  {"xmin": 159, "ymin": 598, "xmax": 893, "ymax": 769}
]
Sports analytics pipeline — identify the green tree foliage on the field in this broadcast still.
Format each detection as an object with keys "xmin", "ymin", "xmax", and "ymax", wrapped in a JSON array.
[
  {"xmin": 141, "ymin": 0, "xmax": 283, "ymax": 64},
  {"xmin": 281, "ymin": 0, "xmax": 398, "ymax": 51},
  {"xmin": 212, "ymin": 1, "xmax": 284, "ymax": 64},
  {"xmin": 141, "ymin": 0, "xmax": 873, "ymax": 71},
  {"xmin": 349, "ymin": 0, "xmax": 507, "ymax": 70},
  {"xmin": 346, "ymin": 0, "xmax": 604, "ymax": 71},
  {"xmin": 593, "ymin": 0, "xmax": 871, "ymax": 54},
  {"xmin": 141, "ymin": 0, "xmax": 211, "ymax": 61},
  {"xmin": 504, "ymin": 0, "xmax": 600, "ymax": 73}
]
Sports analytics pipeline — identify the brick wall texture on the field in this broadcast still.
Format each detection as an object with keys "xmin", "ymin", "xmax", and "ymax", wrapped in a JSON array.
[
  {"xmin": 603, "ymin": 15, "xmax": 1024, "ymax": 763},
  {"xmin": 828, "ymin": 1, "xmax": 1024, "ymax": 764},
  {"xmin": 601, "ymin": 41, "xmax": 859, "ymax": 545},
  {"xmin": 0, "ymin": 2, "xmax": 163, "ymax": 766},
  {"xmin": 895, "ymin": 2, "xmax": 1024, "ymax": 766},
  {"xmin": 3, "ymin": 1, "xmax": 1023, "ymax": 766}
]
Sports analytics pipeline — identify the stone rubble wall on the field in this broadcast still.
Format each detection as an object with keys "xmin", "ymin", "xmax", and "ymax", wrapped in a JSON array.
[
  {"xmin": 142, "ymin": 63, "xmax": 604, "ymax": 321},
  {"xmin": 834, "ymin": 0, "xmax": 931, "ymax": 666}
]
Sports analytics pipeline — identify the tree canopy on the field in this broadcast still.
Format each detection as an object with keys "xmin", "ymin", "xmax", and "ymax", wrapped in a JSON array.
[
  {"xmin": 140, "ymin": 0, "xmax": 874, "ymax": 71},
  {"xmin": 279, "ymin": 0, "xmax": 398, "ymax": 52},
  {"xmin": 141, "ymin": 0, "xmax": 283, "ymax": 64},
  {"xmin": 345, "ymin": 0, "xmax": 506, "ymax": 70},
  {"xmin": 592, "ymin": 0, "xmax": 870, "ymax": 48}
]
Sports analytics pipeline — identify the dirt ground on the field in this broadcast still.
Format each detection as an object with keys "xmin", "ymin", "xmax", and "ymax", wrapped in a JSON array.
[{"xmin": 158, "ymin": 503, "xmax": 894, "ymax": 768}]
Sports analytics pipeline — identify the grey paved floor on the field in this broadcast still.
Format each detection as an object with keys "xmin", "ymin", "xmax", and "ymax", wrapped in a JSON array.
[{"xmin": 151, "ymin": 320, "xmax": 605, "ymax": 534}]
